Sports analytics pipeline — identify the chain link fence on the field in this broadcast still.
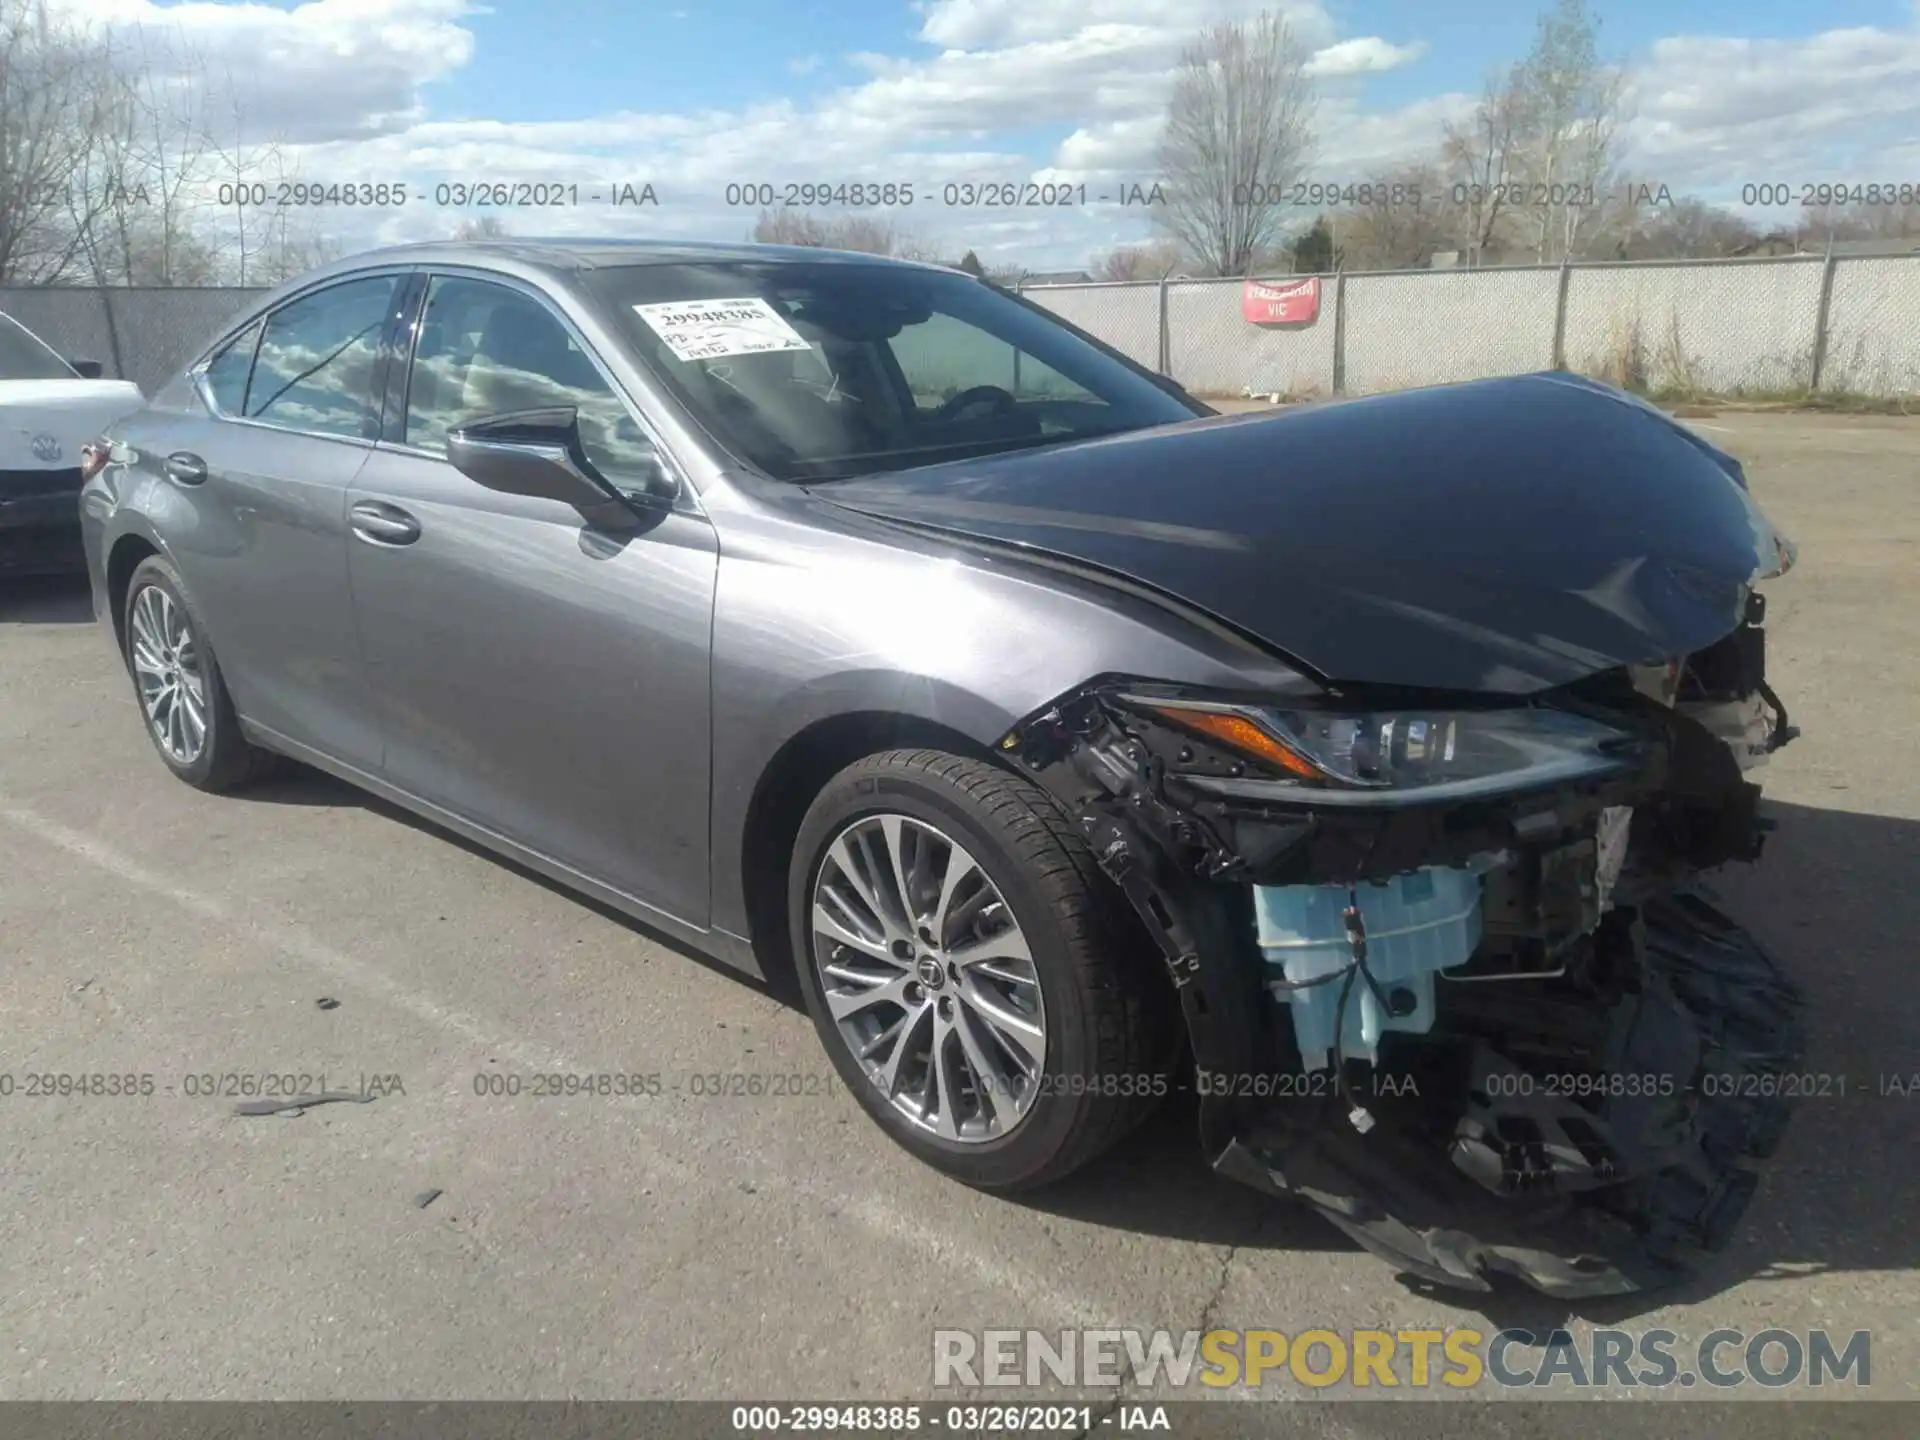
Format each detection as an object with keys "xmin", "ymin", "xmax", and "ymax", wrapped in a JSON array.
[
  {"xmin": 8, "ymin": 255, "xmax": 1920, "ymax": 403},
  {"xmin": 1344, "ymin": 266, "xmax": 1560, "ymax": 394},
  {"xmin": 1561, "ymin": 256, "xmax": 1827, "ymax": 393},
  {"xmin": 1029, "ymin": 282, "xmax": 1161, "ymax": 371},
  {"xmin": 1820, "ymin": 257, "xmax": 1920, "ymax": 396},
  {"xmin": 1025, "ymin": 253, "xmax": 1920, "ymax": 400},
  {"xmin": 1165, "ymin": 276, "xmax": 1336, "ymax": 397},
  {"xmin": 0, "ymin": 287, "xmax": 265, "ymax": 396}
]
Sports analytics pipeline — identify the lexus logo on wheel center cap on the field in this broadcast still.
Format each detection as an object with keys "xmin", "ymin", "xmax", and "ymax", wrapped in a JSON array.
[
  {"xmin": 30, "ymin": 434, "xmax": 62, "ymax": 463},
  {"xmin": 915, "ymin": 955, "xmax": 946, "ymax": 989}
]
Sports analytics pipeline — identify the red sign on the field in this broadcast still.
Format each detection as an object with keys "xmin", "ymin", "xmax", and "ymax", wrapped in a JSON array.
[{"xmin": 1242, "ymin": 276, "xmax": 1321, "ymax": 325}]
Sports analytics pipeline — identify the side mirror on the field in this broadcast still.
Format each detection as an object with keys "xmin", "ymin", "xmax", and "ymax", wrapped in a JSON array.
[
  {"xmin": 446, "ymin": 407, "xmax": 665, "ymax": 529},
  {"xmin": 68, "ymin": 358, "xmax": 105, "ymax": 380}
]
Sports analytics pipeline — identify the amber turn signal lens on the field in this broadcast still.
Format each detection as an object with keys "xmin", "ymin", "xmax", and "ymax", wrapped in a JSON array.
[{"xmin": 1149, "ymin": 706, "xmax": 1323, "ymax": 779}]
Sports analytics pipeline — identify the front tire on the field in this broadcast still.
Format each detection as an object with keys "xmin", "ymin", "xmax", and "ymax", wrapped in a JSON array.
[
  {"xmin": 789, "ymin": 748, "xmax": 1172, "ymax": 1191},
  {"xmin": 122, "ymin": 555, "xmax": 275, "ymax": 792}
]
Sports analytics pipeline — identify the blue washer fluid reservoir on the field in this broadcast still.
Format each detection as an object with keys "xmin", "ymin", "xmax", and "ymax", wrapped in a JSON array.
[{"xmin": 1253, "ymin": 867, "xmax": 1483, "ymax": 1072}]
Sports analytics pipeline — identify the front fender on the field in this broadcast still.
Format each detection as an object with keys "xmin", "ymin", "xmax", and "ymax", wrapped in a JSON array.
[{"xmin": 702, "ymin": 493, "xmax": 1314, "ymax": 939}]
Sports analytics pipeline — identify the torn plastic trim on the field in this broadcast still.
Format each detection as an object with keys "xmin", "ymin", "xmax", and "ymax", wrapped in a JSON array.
[
  {"xmin": 998, "ymin": 668, "xmax": 1798, "ymax": 1298},
  {"xmin": 1214, "ymin": 895, "xmax": 1805, "ymax": 1298},
  {"xmin": 996, "ymin": 675, "xmax": 1673, "ymax": 891}
]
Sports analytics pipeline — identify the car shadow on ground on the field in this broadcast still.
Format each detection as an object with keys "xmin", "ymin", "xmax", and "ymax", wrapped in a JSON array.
[
  {"xmin": 0, "ymin": 574, "xmax": 95, "ymax": 624},
  {"xmin": 205, "ymin": 746, "xmax": 1920, "ymax": 1315}
]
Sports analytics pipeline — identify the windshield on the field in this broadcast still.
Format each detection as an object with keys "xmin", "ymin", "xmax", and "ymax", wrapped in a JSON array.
[
  {"xmin": 584, "ymin": 261, "xmax": 1198, "ymax": 481},
  {"xmin": 0, "ymin": 313, "xmax": 79, "ymax": 382}
]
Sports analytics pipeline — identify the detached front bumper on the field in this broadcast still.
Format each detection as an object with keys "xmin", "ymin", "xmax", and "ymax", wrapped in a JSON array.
[
  {"xmin": 1001, "ymin": 614, "xmax": 1805, "ymax": 1298},
  {"xmin": 1213, "ymin": 893, "xmax": 1802, "ymax": 1297}
]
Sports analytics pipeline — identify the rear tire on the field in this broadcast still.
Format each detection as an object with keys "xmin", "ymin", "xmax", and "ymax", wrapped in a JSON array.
[
  {"xmin": 122, "ymin": 555, "xmax": 276, "ymax": 792},
  {"xmin": 789, "ymin": 748, "xmax": 1172, "ymax": 1191}
]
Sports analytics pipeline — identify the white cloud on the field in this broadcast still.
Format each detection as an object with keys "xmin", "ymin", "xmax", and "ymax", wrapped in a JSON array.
[
  {"xmin": 1314, "ymin": 92, "xmax": 1475, "ymax": 171},
  {"xmin": 1620, "ymin": 20, "xmax": 1920, "ymax": 193},
  {"xmin": 916, "ymin": 0, "xmax": 1333, "ymax": 52},
  {"xmin": 1305, "ymin": 37, "xmax": 1426, "ymax": 78},
  {"xmin": 54, "ymin": 0, "xmax": 478, "ymax": 144},
  {"xmin": 48, "ymin": 0, "xmax": 1920, "ymax": 268},
  {"xmin": 788, "ymin": 54, "xmax": 822, "ymax": 76}
]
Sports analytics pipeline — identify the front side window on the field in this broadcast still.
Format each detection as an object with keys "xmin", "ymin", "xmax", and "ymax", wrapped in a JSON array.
[
  {"xmin": 0, "ymin": 313, "xmax": 79, "ymax": 382},
  {"xmin": 404, "ymin": 276, "xmax": 657, "ymax": 489},
  {"xmin": 246, "ymin": 275, "xmax": 399, "ymax": 439},
  {"xmin": 582, "ymin": 261, "xmax": 1196, "ymax": 482},
  {"xmin": 202, "ymin": 321, "xmax": 262, "ymax": 416}
]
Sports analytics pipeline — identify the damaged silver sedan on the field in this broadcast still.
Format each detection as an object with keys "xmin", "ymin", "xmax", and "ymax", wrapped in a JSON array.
[{"xmin": 81, "ymin": 240, "xmax": 1802, "ymax": 1298}]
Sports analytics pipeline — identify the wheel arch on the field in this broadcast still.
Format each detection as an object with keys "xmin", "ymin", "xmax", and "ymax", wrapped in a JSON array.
[
  {"xmin": 738, "ymin": 710, "xmax": 1010, "ymax": 999},
  {"xmin": 104, "ymin": 530, "xmax": 163, "ymax": 657}
]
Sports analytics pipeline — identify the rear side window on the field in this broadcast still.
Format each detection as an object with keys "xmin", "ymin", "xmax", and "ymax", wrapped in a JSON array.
[
  {"xmin": 246, "ymin": 275, "xmax": 400, "ymax": 439},
  {"xmin": 202, "ymin": 322, "xmax": 261, "ymax": 416}
]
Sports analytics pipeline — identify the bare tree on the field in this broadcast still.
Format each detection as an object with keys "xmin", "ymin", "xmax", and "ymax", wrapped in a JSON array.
[
  {"xmin": 1615, "ymin": 196, "xmax": 1759, "ymax": 259},
  {"xmin": 453, "ymin": 214, "xmax": 510, "ymax": 240},
  {"xmin": 1513, "ymin": 0, "xmax": 1626, "ymax": 262},
  {"xmin": 1089, "ymin": 238, "xmax": 1183, "ymax": 281},
  {"xmin": 5, "ymin": 5, "xmax": 351, "ymax": 288},
  {"xmin": 1440, "ymin": 66, "xmax": 1530, "ymax": 265},
  {"xmin": 1332, "ymin": 163, "xmax": 1460, "ymax": 270},
  {"xmin": 1796, "ymin": 198, "xmax": 1920, "ymax": 244},
  {"xmin": 1435, "ymin": 1, "xmax": 1627, "ymax": 266},
  {"xmin": 254, "ymin": 216, "xmax": 344, "ymax": 281},
  {"xmin": 750, "ymin": 209, "xmax": 904, "ymax": 254},
  {"xmin": 1153, "ymin": 11, "xmax": 1317, "ymax": 277},
  {"xmin": 0, "ymin": 0, "xmax": 125, "ymax": 283},
  {"xmin": 78, "ymin": 24, "xmax": 232, "ymax": 286}
]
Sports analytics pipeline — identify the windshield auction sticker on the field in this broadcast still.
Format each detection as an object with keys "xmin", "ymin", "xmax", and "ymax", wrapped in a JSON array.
[{"xmin": 633, "ymin": 297, "xmax": 812, "ymax": 362}]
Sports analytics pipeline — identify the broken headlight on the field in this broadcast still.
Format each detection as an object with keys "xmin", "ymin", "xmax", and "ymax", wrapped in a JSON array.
[{"xmin": 1135, "ymin": 698, "xmax": 1639, "ymax": 807}]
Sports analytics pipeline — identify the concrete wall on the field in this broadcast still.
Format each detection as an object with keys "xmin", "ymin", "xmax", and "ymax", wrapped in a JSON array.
[{"xmin": 1025, "ymin": 254, "xmax": 1920, "ymax": 399}]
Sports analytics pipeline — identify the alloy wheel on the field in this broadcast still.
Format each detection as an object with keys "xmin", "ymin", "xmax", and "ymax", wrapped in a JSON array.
[
  {"xmin": 128, "ymin": 584, "xmax": 208, "ymax": 765},
  {"xmin": 810, "ymin": 813, "xmax": 1048, "ymax": 1142}
]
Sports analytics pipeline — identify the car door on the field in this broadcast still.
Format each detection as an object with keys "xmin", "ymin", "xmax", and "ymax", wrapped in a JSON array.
[
  {"xmin": 345, "ymin": 270, "xmax": 718, "ymax": 925},
  {"xmin": 155, "ymin": 271, "xmax": 407, "ymax": 770}
]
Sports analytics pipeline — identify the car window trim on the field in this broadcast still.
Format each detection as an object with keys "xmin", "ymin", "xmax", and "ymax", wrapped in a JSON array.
[
  {"xmin": 187, "ymin": 268, "xmax": 414, "ymax": 446},
  {"xmin": 380, "ymin": 264, "xmax": 699, "ymax": 512},
  {"xmin": 195, "ymin": 318, "xmax": 265, "ymax": 420}
]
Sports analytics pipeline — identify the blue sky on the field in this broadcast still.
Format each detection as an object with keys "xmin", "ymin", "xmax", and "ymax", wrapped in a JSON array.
[
  {"xmin": 64, "ymin": 0, "xmax": 1920, "ymax": 267},
  {"xmin": 435, "ymin": 0, "xmax": 1897, "ymax": 124}
]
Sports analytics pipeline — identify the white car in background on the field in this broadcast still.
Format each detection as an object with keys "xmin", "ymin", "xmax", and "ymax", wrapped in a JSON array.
[{"xmin": 1, "ymin": 311, "xmax": 144, "ymax": 575}]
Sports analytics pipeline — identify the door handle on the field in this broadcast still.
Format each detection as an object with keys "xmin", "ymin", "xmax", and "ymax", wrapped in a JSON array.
[
  {"xmin": 164, "ymin": 451, "xmax": 207, "ymax": 485},
  {"xmin": 349, "ymin": 499, "xmax": 421, "ymax": 546}
]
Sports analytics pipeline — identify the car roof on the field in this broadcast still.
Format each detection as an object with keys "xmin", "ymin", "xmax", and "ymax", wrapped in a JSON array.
[
  {"xmin": 178, "ymin": 238, "xmax": 976, "ymax": 381},
  {"xmin": 332, "ymin": 237, "xmax": 956, "ymax": 276}
]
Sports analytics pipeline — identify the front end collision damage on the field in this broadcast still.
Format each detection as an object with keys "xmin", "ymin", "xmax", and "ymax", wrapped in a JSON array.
[{"xmin": 997, "ymin": 607, "xmax": 1805, "ymax": 1298}]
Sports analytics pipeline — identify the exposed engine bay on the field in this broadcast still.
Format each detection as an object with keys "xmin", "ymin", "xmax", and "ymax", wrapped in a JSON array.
[{"xmin": 998, "ymin": 597, "xmax": 1805, "ymax": 1298}]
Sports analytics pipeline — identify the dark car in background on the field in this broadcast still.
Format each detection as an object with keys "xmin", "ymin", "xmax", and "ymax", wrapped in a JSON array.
[{"xmin": 79, "ymin": 238, "xmax": 1805, "ymax": 1297}]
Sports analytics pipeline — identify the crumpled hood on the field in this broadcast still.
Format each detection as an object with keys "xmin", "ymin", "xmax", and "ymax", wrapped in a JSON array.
[{"xmin": 819, "ymin": 372, "xmax": 1794, "ymax": 695}]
